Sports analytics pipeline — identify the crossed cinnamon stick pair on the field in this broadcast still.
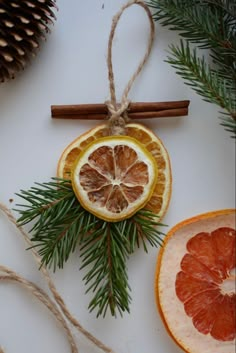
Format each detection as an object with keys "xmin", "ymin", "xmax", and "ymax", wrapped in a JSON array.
[{"xmin": 51, "ymin": 100, "xmax": 190, "ymax": 121}]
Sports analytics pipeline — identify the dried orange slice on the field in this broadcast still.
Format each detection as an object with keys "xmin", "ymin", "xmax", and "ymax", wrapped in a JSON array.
[
  {"xmin": 71, "ymin": 136, "xmax": 157, "ymax": 222},
  {"xmin": 57, "ymin": 123, "xmax": 172, "ymax": 220},
  {"xmin": 155, "ymin": 209, "xmax": 236, "ymax": 353}
]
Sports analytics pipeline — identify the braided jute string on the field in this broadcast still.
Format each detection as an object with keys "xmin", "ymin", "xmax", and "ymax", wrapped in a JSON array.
[
  {"xmin": 0, "ymin": 203, "xmax": 116, "ymax": 353},
  {"xmin": 107, "ymin": 0, "xmax": 155, "ymax": 135}
]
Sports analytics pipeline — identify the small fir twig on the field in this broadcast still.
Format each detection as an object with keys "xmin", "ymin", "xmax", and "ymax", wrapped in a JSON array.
[
  {"xmin": 80, "ymin": 221, "xmax": 131, "ymax": 317},
  {"xmin": 148, "ymin": 0, "xmax": 236, "ymax": 137},
  {"xmin": 15, "ymin": 178, "xmax": 166, "ymax": 317},
  {"xmin": 15, "ymin": 178, "xmax": 89, "ymax": 271},
  {"xmin": 166, "ymin": 40, "xmax": 236, "ymax": 134}
]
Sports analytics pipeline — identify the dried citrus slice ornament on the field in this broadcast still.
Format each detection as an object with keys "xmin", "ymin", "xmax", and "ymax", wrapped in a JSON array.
[
  {"xmin": 155, "ymin": 209, "xmax": 236, "ymax": 353},
  {"xmin": 71, "ymin": 135, "xmax": 158, "ymax": 222},
  {"xmin": 57, "ymin": 123, "xmax": 172, "ymax": 221}
]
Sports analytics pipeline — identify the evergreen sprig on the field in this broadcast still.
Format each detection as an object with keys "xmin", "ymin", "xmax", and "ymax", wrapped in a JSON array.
[
  {"xmin": 148, "ymin": 0, "xmax": 236, "ymax": 137},
  {"xmin": 15, "ymin": 178, "xmax": 166, "ymax": 317},
  {"xmin": 80, "ymin": 221, "xmax": 131, "ymax": 317}
]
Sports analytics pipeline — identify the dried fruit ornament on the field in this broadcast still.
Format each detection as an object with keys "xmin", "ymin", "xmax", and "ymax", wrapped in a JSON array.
[
  {"xmin": 155, "ymin": 209, "xmax": 236, "ymax": 353},
  {"xmin": 15, "ymin": 0, "xmax": 188, "ymax": 317}
]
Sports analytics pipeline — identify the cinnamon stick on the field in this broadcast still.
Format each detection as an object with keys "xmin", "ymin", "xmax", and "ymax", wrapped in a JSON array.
[
  {"xmin": 51, "ymin": 108, "xmax": 189, "ymax": 120},
  {"xmin": 51, "ymin": 100, "xmax": 190, "ymax": 120}
]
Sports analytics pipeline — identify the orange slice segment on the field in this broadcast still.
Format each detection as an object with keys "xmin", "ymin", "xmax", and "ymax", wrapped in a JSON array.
[
  {"xmin": 155, "ymin": 209, "xmax": 236, "ymax": 353},
  {"xmin": 57, "ymin": 123, "xmax": 172, "ymax": 220},
  {"xmin": 71, "ymin": 136, "xmax": 158, "ymax": 222}
]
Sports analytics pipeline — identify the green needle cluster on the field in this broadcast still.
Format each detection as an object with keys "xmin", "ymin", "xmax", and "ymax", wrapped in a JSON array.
[
  {"xmin": 148, "ymin": 0, "xmax": 236, "ymax": 137},
  {"xmin": 15, "ymin": 178, "xmax": 166, "ymax": 317}
]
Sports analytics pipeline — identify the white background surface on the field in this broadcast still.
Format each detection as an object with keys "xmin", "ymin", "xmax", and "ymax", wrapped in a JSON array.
[{"xmin": 0, "ymin": 1, "xmax": 235, "ymax": 353}]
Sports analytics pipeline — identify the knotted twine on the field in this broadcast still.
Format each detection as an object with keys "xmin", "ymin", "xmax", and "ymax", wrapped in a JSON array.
[
  {"xmin": 0, "ymin": 1, "xmax": 156, "ymax": 352},
  {"xmin": 106, "ymin": 0, "xmax": 155, "ymax": 135},
  {"xmin": 0, "ymin": 203, "xmax": 115, "ymax": 353}
]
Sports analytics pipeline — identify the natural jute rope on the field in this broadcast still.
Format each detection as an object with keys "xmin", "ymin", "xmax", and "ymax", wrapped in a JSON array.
[
  {"xmin": 0, "ymin": 265, "xmax": 78, "ymax": 353},
  {"xmin": 107, "ymin": 0, "xmax": 155, "ymax": 135},
  {"xmin": 0, "ymin": 203, "xmax": 116, "ymax": 353}
]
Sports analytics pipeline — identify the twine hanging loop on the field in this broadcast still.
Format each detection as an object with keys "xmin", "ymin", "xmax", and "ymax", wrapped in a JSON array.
[{"xmin": 106, "ymin": 0, "xmax": 155, "ymax": 135}]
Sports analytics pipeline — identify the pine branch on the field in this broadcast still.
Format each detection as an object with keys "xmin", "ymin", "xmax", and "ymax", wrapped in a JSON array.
[
  {"xmin": 15, "ymin": 178, "xmax": 166, "ymax": 317},
  {"xmin": 220, "ymin": 114, "xmax": 236, "ymax": 136},
  {"xmin": 148, "ymin": 0, "xmax": 236, "ymax": 137},
  {"xmin": 119, "ymin": 209, "xmax": 165, "ymax": 253},
  {"xmin": 203, "ymin": 0, "xmax": 236, "ymax": 18},
  {"xmin": 149, "ymin": 0, "xmax": 236, "ymax": 52},
  {"xmin": 165, "ymin": 40, "xmax": 236, "ymax": 136},
  {"xmin": 166, "ymin": 41, "xmax": 233, "ymax": 110},
  {"xmin": 80, "ymin": 211, "xmax": 165, "ymax": 317},
  {"xmin": 15, "ymin": 178, "xmax": 99, "ymax": 270},
  {"xmin": 80, "ymin": 222, "xmax": 131, "ymax": 317}
]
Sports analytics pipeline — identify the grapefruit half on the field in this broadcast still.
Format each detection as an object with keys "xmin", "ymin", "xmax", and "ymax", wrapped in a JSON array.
[{"xmin": 155, "ymin": 209, "xmax": 236, "ymax": 353}]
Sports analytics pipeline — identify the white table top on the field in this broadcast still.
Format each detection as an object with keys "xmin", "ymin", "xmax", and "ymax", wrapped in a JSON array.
[{"xmin": 0, "ymin": 1, "xmax": 235, "ymax": 353}]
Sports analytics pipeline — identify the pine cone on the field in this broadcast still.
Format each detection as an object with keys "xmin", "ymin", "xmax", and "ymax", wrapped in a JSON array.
[{"xmin": 0, "ymin": 0, "xmax": 57, "ymax": 82}]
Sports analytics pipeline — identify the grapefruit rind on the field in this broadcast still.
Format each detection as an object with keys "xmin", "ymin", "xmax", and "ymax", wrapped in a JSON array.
[{"xmin": 155, "ymin": 209, "xmax": 236, "ymax": 353}]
